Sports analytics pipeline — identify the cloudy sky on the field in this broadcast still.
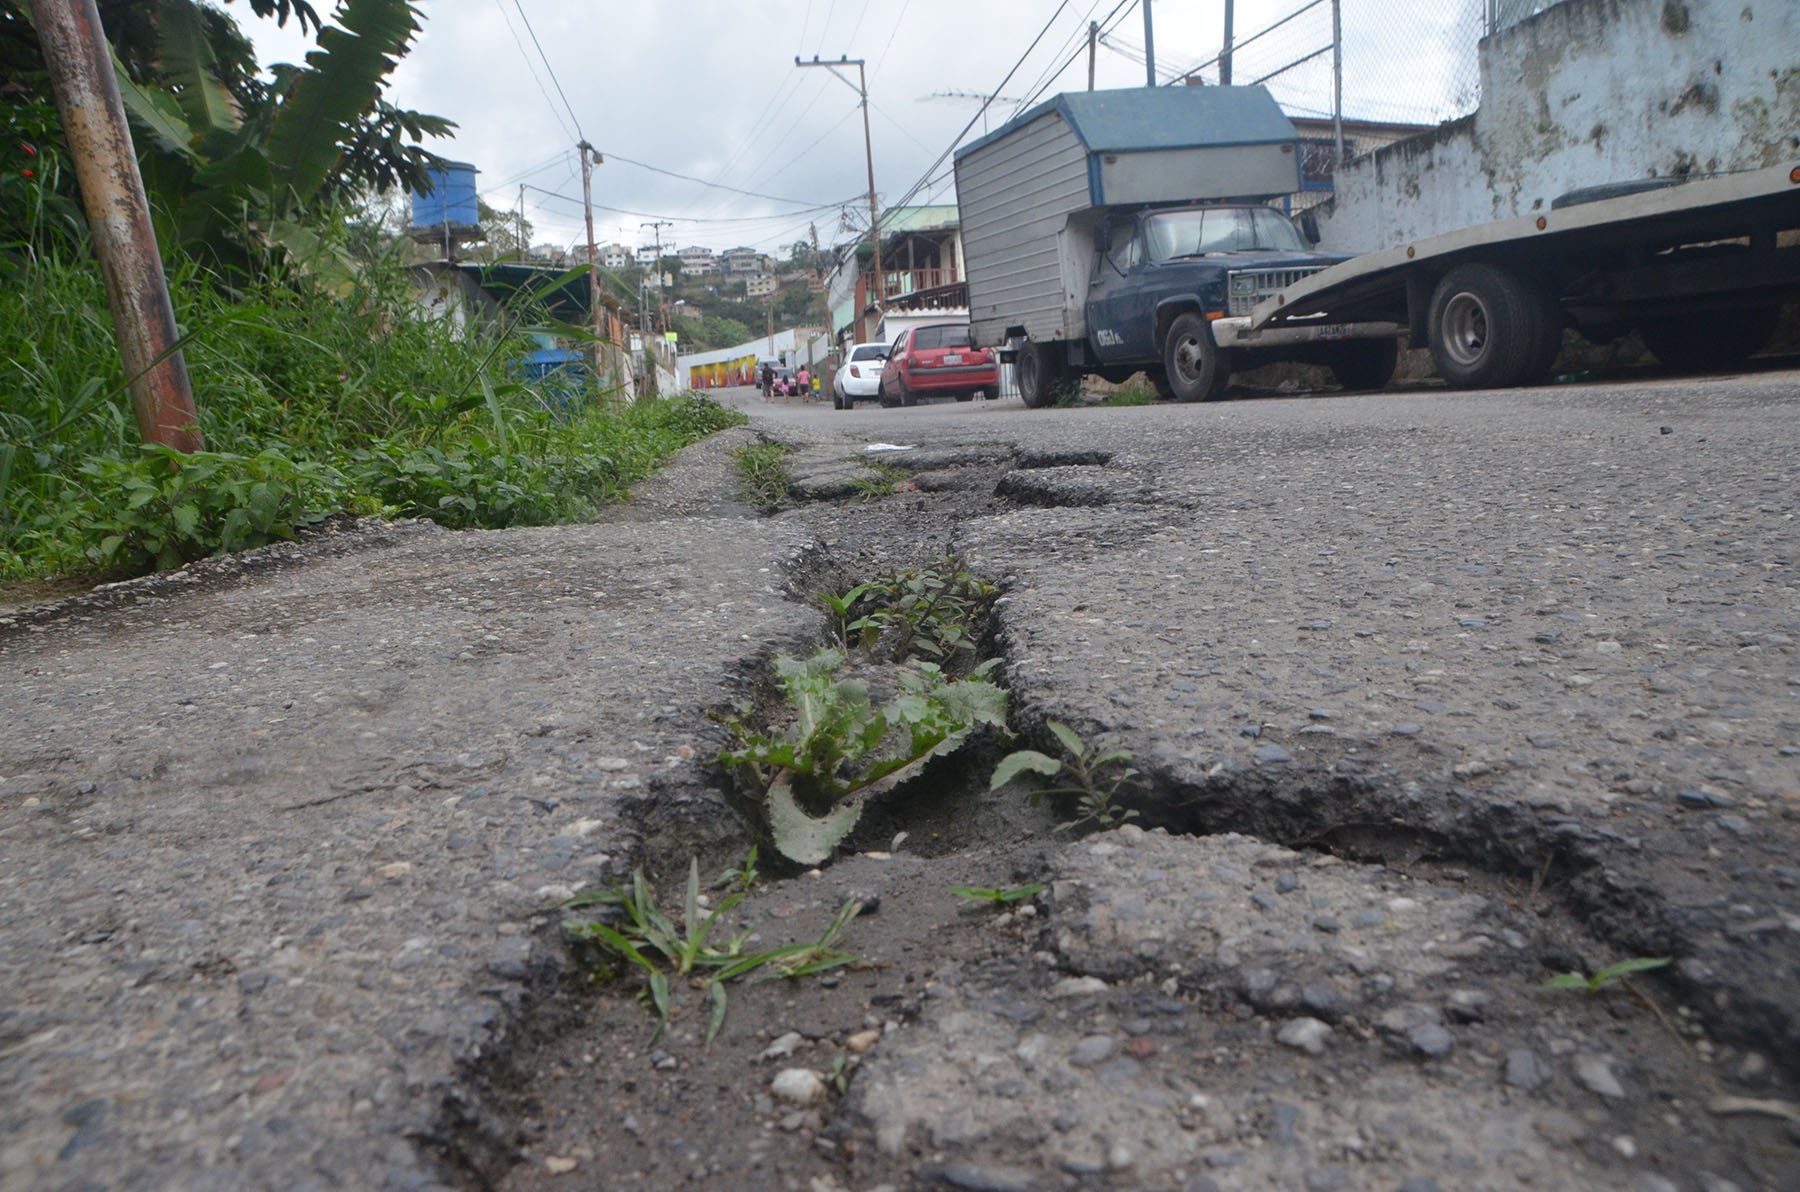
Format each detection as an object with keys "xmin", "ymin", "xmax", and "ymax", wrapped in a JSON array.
[{"xmin": 246, "ymin": 0, "xmax": 1480, "ymax": 258}]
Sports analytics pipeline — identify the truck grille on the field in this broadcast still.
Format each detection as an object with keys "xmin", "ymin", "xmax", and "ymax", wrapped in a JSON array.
[{"xmin": 1226, "ymin": 267, "xmax": 1325, "ymax": 317}]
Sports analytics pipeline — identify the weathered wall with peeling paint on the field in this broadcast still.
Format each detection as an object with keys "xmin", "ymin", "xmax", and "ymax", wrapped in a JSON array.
[{"xmin": 1316, "ymin": 0, "xmax": 1800, "ymax": 252}]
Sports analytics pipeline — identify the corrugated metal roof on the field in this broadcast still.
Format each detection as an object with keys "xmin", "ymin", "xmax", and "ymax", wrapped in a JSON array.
[
  {"xmin": 956, "ymin": 85, "xmax": 1295, "ymax": 161},
  {"xmin": 879, "ymin": 204, "xmax": 959, "ymax": 234}
]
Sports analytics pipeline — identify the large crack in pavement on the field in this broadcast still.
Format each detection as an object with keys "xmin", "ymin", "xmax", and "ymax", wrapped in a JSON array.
[{"xmin": 3, "ymin": 382, "xmax": 1797, "ymax": 1192}]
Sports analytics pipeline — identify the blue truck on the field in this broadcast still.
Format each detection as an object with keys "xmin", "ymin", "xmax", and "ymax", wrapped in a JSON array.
[{"xmin": 953, "ymin": 85, "xmax": 1401, "ymax": 407}]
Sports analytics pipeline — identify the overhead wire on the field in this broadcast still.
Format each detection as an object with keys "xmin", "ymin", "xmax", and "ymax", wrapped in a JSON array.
[
  {"xmin": 489, "ymin": 0, "xmax": 574, "ymax": 143},
  {"xmin": 508, "ymin": 0, "xmax": 586, "ymax": 141}
]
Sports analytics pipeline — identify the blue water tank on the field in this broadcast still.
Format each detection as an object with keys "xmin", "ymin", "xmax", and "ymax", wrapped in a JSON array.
[{"xmin": 411, "ymin": 161, "xmax": 480, "ymax": 228}]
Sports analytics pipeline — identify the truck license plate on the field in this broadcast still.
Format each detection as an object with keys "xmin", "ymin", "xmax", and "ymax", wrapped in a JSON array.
[
  {"xmin": 1317, "ymin": 325, "xmax": 1351, "ymax": 340},
  {"xmin": 943, "ymin": 353, "xmax": 963, "ymax": 364}
]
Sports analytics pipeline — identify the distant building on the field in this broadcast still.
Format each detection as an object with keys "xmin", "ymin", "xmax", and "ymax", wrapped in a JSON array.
[
  {"xmin": 600, "ymin": 243, "xmax": 631, "ymax": 269},
  {"xmin": 721, "ymin": 246, "xmax": 765, "ymax": 274},
  {"xmin": 745, "ymin": 273, "xmax": 776, "ymax": 298},
  {"xmin": 635, "ymin": 245, "xmax": 660, "ymax": 266},
  {"xmin": 678, "ymin": 245, "xmax": 717, "ymax": 274}
]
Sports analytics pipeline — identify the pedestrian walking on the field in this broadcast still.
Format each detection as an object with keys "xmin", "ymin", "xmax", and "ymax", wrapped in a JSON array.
[{"xmin": 795, "ymin": 366, "xmax": 811, "ymax": 402}]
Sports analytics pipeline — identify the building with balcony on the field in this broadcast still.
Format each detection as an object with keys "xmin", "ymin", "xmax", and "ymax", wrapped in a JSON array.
[
  {"xmin": 677, "ymin": 245, "xmax": 717, "ymax": 274},
  {"xmin": 721, "ymin": 246, "xmax": 766, "ymax": 274},
  {"xmin": 600, "ymin": 243, "xmax": 631, "ymax": 269},
  {"xmin": 825, "ymin": 204, "xmax": 968, "ymax": 346}
]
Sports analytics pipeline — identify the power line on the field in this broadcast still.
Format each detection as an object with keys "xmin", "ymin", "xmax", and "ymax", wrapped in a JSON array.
[
  {"xmin": 489, "ymin": 0, "xmax": 574, "ymax": 143},
  {"xmin": 520, "ymin": 183, "xmax": 862, "ymax": 227},
  {"xmin": 597, "ymin": 150, "xmax": 834, "ymax": 206},
  {"xmin": 509, "ymin": 0, "xmax": 585, "ymax": 142}
]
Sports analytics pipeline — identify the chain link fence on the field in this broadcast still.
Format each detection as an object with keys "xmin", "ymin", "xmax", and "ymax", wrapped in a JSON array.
[{"xmin": 1153, "ymin": 0, "xmax": 1488, "ymax": 128}]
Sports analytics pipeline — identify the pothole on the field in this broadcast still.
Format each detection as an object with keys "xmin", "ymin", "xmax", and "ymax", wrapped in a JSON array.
[{"xmin": 448, "ymin": 505, "xmax": 1795, "ymax": 1192}]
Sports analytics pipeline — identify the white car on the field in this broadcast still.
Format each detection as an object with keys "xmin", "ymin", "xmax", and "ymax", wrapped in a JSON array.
[{"xmin": 832, "ymin": 342, "xmax": 890, "ymax": 409}]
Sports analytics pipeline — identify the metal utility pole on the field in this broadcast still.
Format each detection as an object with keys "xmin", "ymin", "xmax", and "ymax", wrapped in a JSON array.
[
  {"xmin": 1331, "ymin": 0, "xmax": 1345, "ymax": 167},
  {"xmin": 796, "ymin": 55, "xmax": 883, "ymax": 320},
  {"xmin": 1221, "ymin": 0, "xmax": 1235, "ymax": 85},
  {"xmin": 578, "ymin": 141, "xmax": 603, "ymax": 377},
  {"xmin": 30, "ymin": 0, "xmax": 202, "ymax": 452},
  {"xmin": 1087, "ymin": 20, "xmax": 1099, "ymax": 90},
  {"xmin": 1142, "ymin": 1, "xmax": 1156, "ymax": 85}
]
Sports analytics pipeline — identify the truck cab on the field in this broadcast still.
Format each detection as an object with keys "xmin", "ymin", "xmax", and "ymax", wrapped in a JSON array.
[{"xmin": 1085, "ymin": 204, "xmax": 1373, "ymax": 398}]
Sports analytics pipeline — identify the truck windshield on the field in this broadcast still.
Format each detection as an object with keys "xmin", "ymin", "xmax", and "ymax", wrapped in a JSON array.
[{"xmin": 1142, "ymin": 207, "xmax": 1309, "ymax": 261}]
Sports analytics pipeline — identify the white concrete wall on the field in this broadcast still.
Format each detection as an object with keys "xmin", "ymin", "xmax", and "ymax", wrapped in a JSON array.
[{"xmin": 1316, "ymin": 0, "xmax": 1800, "ymax": 252}]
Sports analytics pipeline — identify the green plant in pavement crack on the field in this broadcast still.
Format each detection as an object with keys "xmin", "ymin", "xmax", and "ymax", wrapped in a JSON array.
[
  {"xmin": 950, "ymin": 882, "xmax": 1045, "ymax": 907},
  {"xmin": 817, "ymin": 557, "xmax": 998, "ymax": 664},
  {"xmin": 719, "ymin": 648, "xmax": 1009, "ymax": 865},
  {"xmin": 732, "ymin": 441, "xmax": 792, "ymax": 509},
  {"xmin": 1540, "ymin": 956, "xmax": 1672, "ymax": 995},
  {"xmin": 992, "ymin": 720, "xmax": 1141, "ymax": 832},
  {"xmin": 564, "ymin": 857, "xmax": 860, "ymax": 1044}
]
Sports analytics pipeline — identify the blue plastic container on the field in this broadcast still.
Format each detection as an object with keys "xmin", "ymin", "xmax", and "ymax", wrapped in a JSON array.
[{"xmin": 411, "ymin": 161, "xmax": 480, "ymax": 228}]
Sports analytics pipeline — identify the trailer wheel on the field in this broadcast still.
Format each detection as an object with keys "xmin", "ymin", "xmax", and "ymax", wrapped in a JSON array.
[
  {"xmin": 1162, "ymin": 312, "xmax": 1230, "ymax": 402},
  {"xmin": 1328, "ymin": 338, "xmax": 1399, "ymax": 391},
  {"xmin": 1427, "ymin": 263, "xmax": 1551, "ymax": 390},
  {"xmin": 1640, "ymin": 305, "xmax": 1780, "ymax": 373},
  {"xmin": 1015, "ymin": 340, "xmax": 1063, "ymax": 408}
]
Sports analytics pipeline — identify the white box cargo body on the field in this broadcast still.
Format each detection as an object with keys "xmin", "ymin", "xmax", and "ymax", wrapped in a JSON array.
[{"xmin": 953, "ymin": 86, "xmax": 1301, "ymax": 347}]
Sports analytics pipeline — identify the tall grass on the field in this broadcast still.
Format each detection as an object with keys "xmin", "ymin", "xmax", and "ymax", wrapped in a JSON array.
[{"xmin": 0, "ymin": 244, "xmax": 743, "ymax": 581}]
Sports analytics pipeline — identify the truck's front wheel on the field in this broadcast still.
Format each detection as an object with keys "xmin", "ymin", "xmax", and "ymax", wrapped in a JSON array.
[
  {"xmin": 1015, "ymin": 340, "xmax": 1063, "ymax": 408},
  {"xmin": 1427, "ymin": 263, "xmax": 1557, "ymax": 389},
  {"xmin": 1162, "ymin": 312, "xmax": 1230, "ymax": 402}
]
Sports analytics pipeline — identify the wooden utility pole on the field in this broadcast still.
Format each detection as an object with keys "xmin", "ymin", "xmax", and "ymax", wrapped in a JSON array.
[
  {"xmin": 578, "ymin": 140, "xmax": 603, "ymax": 380},
  {"xmin": 642, "ymin": 219, "xmax": 671, "ymax": 331},
  {"xmin": 30, "ymin": 0, "xmax": 201, "ymax": 452},
  {"xmin": 1087, "ymin": 20, "xmax": 1098, "ymax": 90},
  {"xmin": 796, "ymin": 55, "xmax": 882, "ymax": 322}
]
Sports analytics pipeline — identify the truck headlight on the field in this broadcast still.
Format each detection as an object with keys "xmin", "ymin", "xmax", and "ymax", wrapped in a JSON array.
[{"xmin": 1229, "ymin": 274, "xmax": 1257, "ymax": 295}]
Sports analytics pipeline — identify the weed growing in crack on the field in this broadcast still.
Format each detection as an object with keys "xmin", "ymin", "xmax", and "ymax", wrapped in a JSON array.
[
  {"xmin": 992, "ymin": 720, "xmax": 1141, "ymax": 832},
  {"xmin": 1540, "ymin": 956, "xmax": 1672, "ymax": 996},
  {"xmin": 564, "ymin": 857, "xmax": 860, "ymax": 1044},
  {"xmin": 713, "ymin": 844, "xmax": 761, "ymax": 893},
  {"xmin": 851, "ymin": 462, "xmax": 912, "ymax": 501},
  {"xmin": 732, "ymin": 441, "xmax": 792, "ymax": 509},
  {"xmin": 950, "ymin": 883, "xmax": 1044, "ymax": 907},
  {"xmin": 718, "ymin": 649, "xmax": 1008, "ymax": 865},
  {"xmin": 818, "ymin": 556, "xmax": 998, "ymax": 665}
]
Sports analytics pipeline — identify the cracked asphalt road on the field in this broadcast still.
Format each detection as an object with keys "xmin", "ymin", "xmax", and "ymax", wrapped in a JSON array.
[{"xmin": 2, "ymin": 370, "xmax": 1796, "ymax": 1190}]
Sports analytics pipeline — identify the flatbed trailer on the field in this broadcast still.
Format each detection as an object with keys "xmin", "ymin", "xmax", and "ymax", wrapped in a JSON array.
[{"xmin": 1249, "ymin": 162, "xmax": 1800, "ymax": 388}]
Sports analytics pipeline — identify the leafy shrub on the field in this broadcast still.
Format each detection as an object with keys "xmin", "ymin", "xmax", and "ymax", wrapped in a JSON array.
[
  {"xmin": 0, "ymin": 244, "xmax": 744, "ymax": 582},
  {"xmin": 48, "ymin": 446, "xmax": 350, "ymax": 572}
]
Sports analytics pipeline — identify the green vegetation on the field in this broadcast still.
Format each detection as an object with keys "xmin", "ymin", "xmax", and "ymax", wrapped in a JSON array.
[
  {"xmin": 731, "ymin": 441, "xmax": 792, "ymax": 509},
  {"xmin": 713, "ymin": 844, "xmax": 761, "ymax": 893},
  {"xmin": 992, "ymin": 720, "xmax": 1142, "ymax": 832},
  {"xmin": 721, "ymin": 650, "xmax": 1008, "ymax": 865},
  {"xmin": 1098, "ymin": 383, "xmax": 1155, "ymax": 407},
  {"xmin": 950, "ymin": 883, "xmax": 1044, "ymax": 906},
  {"xmin": 819, "ymin": 557, "xmax": 999, "ymax": 663},
  {"xmin": 0, "ymin": 2, "xmax": 745, "ymax": 584},
  {"xmin": 0, "ymin": 249, "xmax": 741, "ymax": 580},
  {"xmin": 1540, "ymin": 956, "xmax": 1672, "ymax": 995},
  {"xmin": 564, "ymin": 858, "xmax": 860, "ymax": 1044}
]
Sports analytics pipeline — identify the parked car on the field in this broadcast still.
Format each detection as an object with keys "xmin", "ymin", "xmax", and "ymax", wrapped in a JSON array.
[
  {"xmin": 876, "ymin": 324, "xmax": 999, "ymax": 407},
  {"xmin": 832, "ymin": 342, "xmax": 890, "ymax": 409}
]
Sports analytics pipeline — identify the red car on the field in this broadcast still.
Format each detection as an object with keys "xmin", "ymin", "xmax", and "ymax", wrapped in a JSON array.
[{"xmin": 877, "ymin": 323, "xmax": 999, "ymax": 407}]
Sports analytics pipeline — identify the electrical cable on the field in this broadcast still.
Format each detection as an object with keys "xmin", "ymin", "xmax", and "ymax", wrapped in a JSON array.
[
  {"xmin": 509, "ymin": 0, "xmax": 585, "ymax": 142},
  {"xmin": 880, "ymin": 0, "xmax": 1089, "ymax": 217},
  {"xmin": 597, "ymin": 150, "xmax": 833, "ymax": 207},
  {"xmin": 489, "ymin": 0, "xmax": 574, "ymax": 143}
]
